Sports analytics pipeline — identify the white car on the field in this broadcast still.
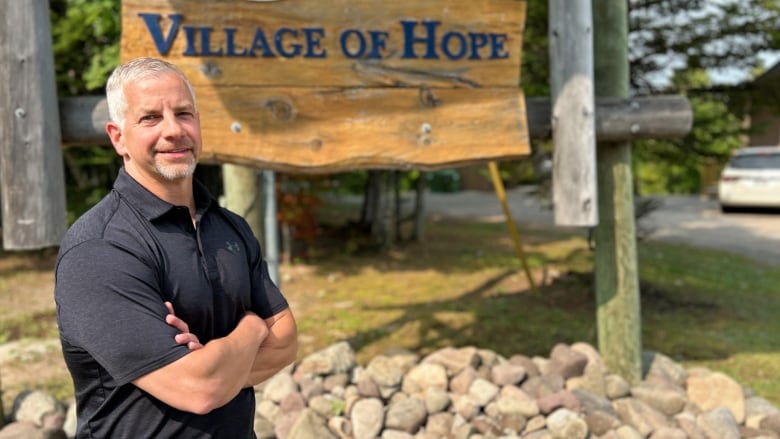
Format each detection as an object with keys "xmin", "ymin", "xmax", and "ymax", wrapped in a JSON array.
[{"xmin": 718, "ymin": 146, "xmax": 780, "ymax": 212}]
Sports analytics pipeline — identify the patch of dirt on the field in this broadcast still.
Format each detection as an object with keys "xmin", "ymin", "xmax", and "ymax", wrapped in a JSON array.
[
  {"xmin": 0, "ymin": 249, "xmax": 58, "ymax": 322},
  {"xmin": 0, "ymin": 248, "xmax": 66, "ymax": 412}
]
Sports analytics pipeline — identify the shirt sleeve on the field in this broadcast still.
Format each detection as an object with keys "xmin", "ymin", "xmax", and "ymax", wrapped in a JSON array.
[
  {"xmin": 235, "ymin": 223, "xmax": 288, "ymax": 319},
  {"xmin": 55, "ymin": 239, "xmax": 189, "ymax": 385},
  {"xmin": 251, "ymin": 255, "xmax": 289, "ymax": 318}
]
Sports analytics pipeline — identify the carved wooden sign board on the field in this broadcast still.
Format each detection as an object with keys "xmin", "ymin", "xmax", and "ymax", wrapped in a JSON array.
[{"xmin": 121, "ymin": 0, "xmax": 529, "ymax": 173}]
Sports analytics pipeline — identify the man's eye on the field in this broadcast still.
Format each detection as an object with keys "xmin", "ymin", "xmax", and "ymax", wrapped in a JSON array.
[{"xmin": 141, "ymin": 115, "xmax": 159, "ymax": 122}]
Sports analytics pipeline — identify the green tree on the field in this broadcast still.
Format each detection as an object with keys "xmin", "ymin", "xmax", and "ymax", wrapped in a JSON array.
[
  {"xmin": 627, "ymin": 0, "xmax": 778, "ymax": 194},
  {"xmin": 629, "ymin": 0, "xmax": 779, "ymax": 94},
  {"xmin": 51, "ymin": 0, "xmax": 120, "ymax": 95},
  {"xmin": 50, "ymin": 0, "xmax": 122, "ymax": 222},
  {"xmin": 519, "ymin": 0, "xmax": 779, "ymax": 194},
  {"xmin": 634, "ymin": 69, "xmax": 745, "ymax": 194}
]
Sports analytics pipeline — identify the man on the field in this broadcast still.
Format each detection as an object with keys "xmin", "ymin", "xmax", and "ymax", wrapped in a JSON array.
[{"xmin": 55, "ymin": 57, "xmax": 298, "ymax": 438}]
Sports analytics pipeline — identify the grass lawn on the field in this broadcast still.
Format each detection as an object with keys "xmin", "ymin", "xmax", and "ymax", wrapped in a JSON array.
[
  {"xmin": 1, "ymin": 212, "xmax": 779, "ymax": 411},
  {"xmin": 285, "ymin": 217, "xmax": 780, "ymax": 405}
]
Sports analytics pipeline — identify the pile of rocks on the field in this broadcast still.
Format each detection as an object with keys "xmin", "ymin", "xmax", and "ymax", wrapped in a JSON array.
[{"xmin": 3, "ymin": 341, "xmax": 780, "ymax": 438}]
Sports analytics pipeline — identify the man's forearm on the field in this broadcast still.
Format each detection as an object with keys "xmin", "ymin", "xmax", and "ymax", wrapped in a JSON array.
[
  {"xmin": 245, "ymin": 310, "xmax": 298, "ymax": 386},
  {"xmin": 134, "ymin": 313, "xmax": 269, "ymax": 414},
  {"xmin": 246, "ymin": 340, "xmax": 298, "ymax": 385},
  {"xmin": 193, "ymin": 314, "xmax": 270, "ymax": 402}
]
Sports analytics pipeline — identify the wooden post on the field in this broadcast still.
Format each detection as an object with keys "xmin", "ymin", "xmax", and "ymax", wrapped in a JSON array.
[
  {"xmin": 593, "ymin": 0, "xmax": 642, "ymax": 384},
  {"xmin": 0, "ymin": 0, "xmax": 67, "ymax": 249},
  {"xmin": 222, "ymin": 164, "xmax": 280, "ymax": 285},
  {"xmin": 549, "ymin": 0, "xmax": 598, "ymax": 226},
  {"xmin": 222, "ymin": 163, "xmax": 265, "ymax": 248},
  {"xmin": 412, "ymin": 172, "xmax": 426, "ymax": 241},
  {"xmin": 262, "ymin": 170, "xmax": 279, "ymax": 285}
]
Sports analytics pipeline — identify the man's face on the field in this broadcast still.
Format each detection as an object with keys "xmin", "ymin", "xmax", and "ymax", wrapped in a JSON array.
[{"xmin": 109, "ymin": 72, "xmax": 202, "ymax": 186}]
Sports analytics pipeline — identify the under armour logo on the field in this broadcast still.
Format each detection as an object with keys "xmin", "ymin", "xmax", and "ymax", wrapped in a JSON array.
[{"xmin": 226, "ymin": 241, "xmax": 241, "ymax": 253}]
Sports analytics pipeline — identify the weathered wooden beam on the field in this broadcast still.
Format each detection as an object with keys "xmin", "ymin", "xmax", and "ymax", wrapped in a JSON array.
[
  {"xmin": 59, "ymin": 95, "xmax": 111, "ymax": 147},
  {"xmin": 549, "ymin": 0, "xmax": 598, "ymax": 227},
  {"xmin": 0, "ymin": 0, "xmax": 67, "ymax": 250},
  {"xmin": 60, "ymin": 94, "xmax": 692, "ymax": 148},
  {"xmin": 526, "ymin": 95, "xmax": 692, "ymax": 141}
]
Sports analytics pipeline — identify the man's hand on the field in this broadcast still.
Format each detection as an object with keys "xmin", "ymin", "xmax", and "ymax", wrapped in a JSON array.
[{"xmin": 165, "ymin": 301, "xmax": 204, "ymax": 350}]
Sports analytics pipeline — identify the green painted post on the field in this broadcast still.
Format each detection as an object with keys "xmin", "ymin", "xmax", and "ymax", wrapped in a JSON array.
[{"xmin": 592, "ymin": 0, "xmax": 642, "ymax": 384}]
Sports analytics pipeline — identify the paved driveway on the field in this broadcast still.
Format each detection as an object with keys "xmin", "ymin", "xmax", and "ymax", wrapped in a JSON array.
[
  {"xmin": 424, "ymin": 188, "xmax": 780, "ymax": 265},
  {"xmin": 641, "ymin": 195, "xmax": 780, "ymax": 265}
]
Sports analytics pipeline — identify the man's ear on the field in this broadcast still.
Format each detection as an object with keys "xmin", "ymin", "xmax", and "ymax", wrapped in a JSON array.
[{"xmin": 106, "ymin": 122, "xmax": 125, "ymax": 156}]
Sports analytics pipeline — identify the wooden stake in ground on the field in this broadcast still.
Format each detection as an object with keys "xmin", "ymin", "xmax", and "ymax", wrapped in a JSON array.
[
  {"xmin": 488, "ymin": 161, "xmax": 538, "ymax": 294},
  {"xmin": 592, "ymin": 0, "xmax": 642, "ymax": 384}
]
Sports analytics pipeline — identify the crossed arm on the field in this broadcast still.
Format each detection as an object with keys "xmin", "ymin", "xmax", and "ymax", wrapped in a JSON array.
[{"xmin": 133, "ymin": 303, "xmax": 298, "ymax": 414}]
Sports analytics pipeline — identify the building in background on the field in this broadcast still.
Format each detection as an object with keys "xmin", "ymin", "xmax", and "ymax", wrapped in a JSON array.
[{"xmin": 748, "ymin": 61, "xmax": 780, "ymax": 147}]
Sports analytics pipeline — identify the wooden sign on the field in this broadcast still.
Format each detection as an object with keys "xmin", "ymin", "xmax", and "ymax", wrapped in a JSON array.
[{"xmin": 121, "ymin": 0, "xmax": 529, "ymax": 172}]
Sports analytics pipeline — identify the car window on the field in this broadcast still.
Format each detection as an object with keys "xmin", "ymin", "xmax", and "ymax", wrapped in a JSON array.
[{"xmin": 729, "ymin": 153, "xmax": 780, "ymax": 169}]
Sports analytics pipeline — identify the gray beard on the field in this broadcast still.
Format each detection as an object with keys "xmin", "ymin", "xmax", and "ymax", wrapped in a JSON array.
[{"xmin": 155, "ymin": 160, "xmax": 197, "ymax": 181}]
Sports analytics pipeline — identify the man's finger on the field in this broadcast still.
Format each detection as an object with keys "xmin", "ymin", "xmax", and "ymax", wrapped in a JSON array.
[{"xmin": 166, "ymin": 314, "xmax": 190, "ymax": 333}]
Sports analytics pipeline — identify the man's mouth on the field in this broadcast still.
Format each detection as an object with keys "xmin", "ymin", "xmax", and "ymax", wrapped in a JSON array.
[{"xmin": 156, "ymin": 147, "xmax": 193, "ymax": 155}]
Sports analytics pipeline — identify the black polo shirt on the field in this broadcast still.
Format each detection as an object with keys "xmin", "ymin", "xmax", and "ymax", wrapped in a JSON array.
[{"xmin": 55, "ymin": 168, "xmax": 288, "ymax": 438}]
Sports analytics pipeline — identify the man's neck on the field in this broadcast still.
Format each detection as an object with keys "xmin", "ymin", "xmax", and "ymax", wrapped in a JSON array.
[
  {"xmin": 127, "ymin": 169, "xmax": 196, "ymax": 213},
  {"xmin": 153, "ymin": 178, "xmax": 198, "ymax": 224}
]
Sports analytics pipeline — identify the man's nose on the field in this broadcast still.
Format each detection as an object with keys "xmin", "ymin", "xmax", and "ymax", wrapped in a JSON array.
[{"xmin": 162, "ymin": 115, "xmax": 184, "ymax": 137}]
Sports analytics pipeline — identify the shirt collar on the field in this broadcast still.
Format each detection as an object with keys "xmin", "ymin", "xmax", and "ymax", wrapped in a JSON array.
[{"xmin": 113, "ymin": 167, "xmax": 215, "ymax": 221}]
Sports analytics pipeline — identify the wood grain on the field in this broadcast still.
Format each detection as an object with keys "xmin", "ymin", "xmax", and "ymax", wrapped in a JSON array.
[{"xmin": 195, "ymin": 86, "xmax": 530, "ymax": 172}]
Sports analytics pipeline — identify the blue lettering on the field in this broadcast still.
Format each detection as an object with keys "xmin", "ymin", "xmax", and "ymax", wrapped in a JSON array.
[
  {"xmin": 275, "ymin": 28, "xmax": 302, "ymax": 58},
  {"xmin": 490, "ymin": 34, "xmax": 509, "ymax": 59},
  {"xmin": 138, "ymin": 13, "xmax": 182, "ymax": 55},
  {"xmin": 401, "ymin": 20, "xmax": 440, "ymax": 59},
  {"xmin": 183, "ymin": 26, "xmax": 198, "ymax": 55},
  {"xmin": 225, "ymin": 28, "xmax": 249, "ymax": 56},
  {"xmin": 340, "ymin": 29, "xmax": 366, "ymax": 58},
  {"xmin": 250, "ymin": 28, "xmax": 275, "ymax": 57},
  {"xmin": 303, "ymin": 28, "xmax": 326, "ymax": 58},
  {"xmin": 136, "ymin": 14, "xmax": 510, "ymax": 62},
  {"xmin": 468, "ymin": 33, "xmax": 488, "ymax": 59},
  {"xmin": 441, "ymin": 31, "xmax": 467, "ymax": 60},
  {"xmin": 367, "ymin": 31, "xmax": 389, "ymax": 59},
  {"xmin": 200, "ymin": 27, "xmax": 223, "ymax": 56}
]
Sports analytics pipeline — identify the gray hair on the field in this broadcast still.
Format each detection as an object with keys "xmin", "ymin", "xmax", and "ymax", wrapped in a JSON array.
[{"xmin": 106, "ymin": 57, "xmax": 197, "ymax": 127}]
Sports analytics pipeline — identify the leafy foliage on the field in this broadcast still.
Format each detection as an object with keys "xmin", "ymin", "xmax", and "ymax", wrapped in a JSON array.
[
  {"xmin": 50, "ymin": 0, "xmax": 122, "ymax": 222},
  {"xmin": 634, "ymin": 69, "xmax": 745, "ymax": 193},
  {"xmin": 50, "ymin": 0, "xmax": 120, "ymax": 96},
  {"xmin": 629, "ymin": 0, "xmax": 780, "ymax": 93},
  {"xmin": 516, "ymin": 0, "xmax": 778, "ymax": 194},
  {"xmin": 519, "ymin": 1, "xmax": 551, "ymax": 97},
  {"xmin": 626, "ymin": 0, "xmax": 779, "ymax": 193}
]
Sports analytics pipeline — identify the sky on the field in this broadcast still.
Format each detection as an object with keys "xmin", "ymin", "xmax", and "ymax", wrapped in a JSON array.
[
  {"xmin": 709, "ymin": 51, "xmax": 780, "ymax": 84},
  {"xmin": 631, "ymin": 0, "xmax": 779, "ymax": 88}
]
